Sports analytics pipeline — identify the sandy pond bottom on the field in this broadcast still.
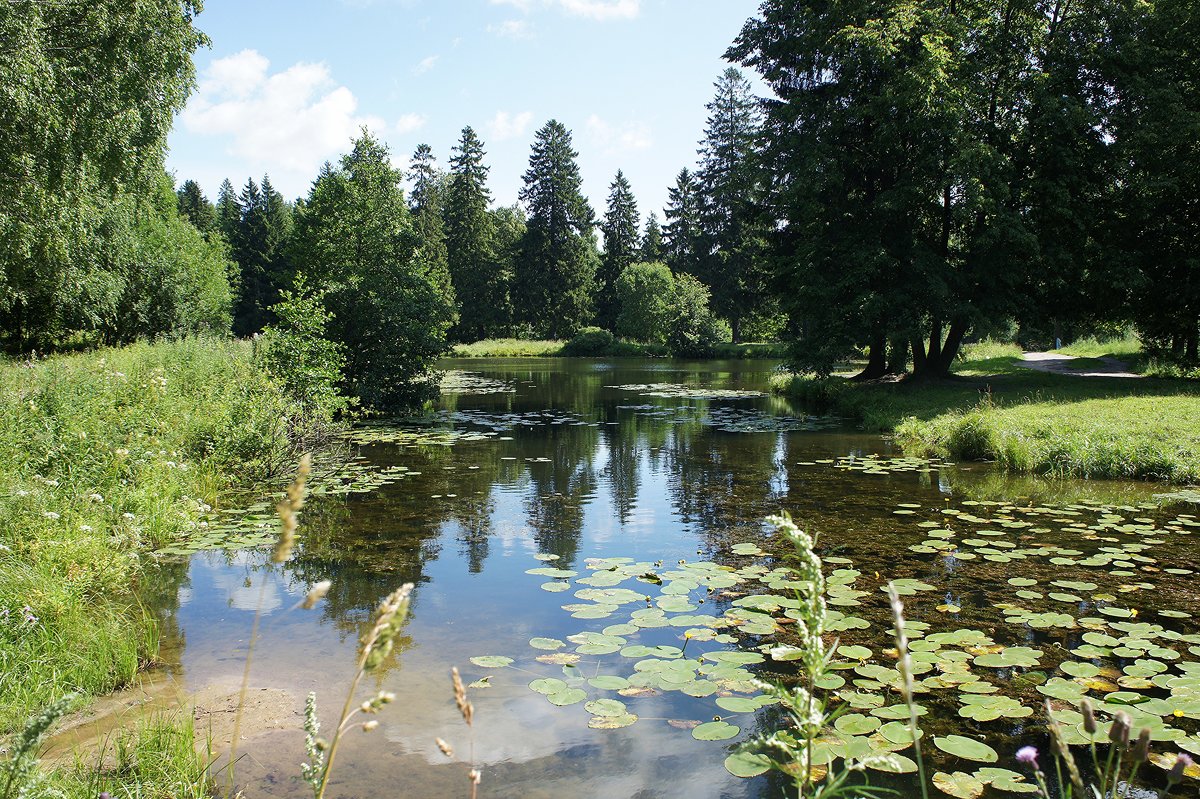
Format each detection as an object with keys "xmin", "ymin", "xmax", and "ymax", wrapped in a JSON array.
[{"xmin": 48, "ymin": 359, "xmax": 1200, "ymax": 798}]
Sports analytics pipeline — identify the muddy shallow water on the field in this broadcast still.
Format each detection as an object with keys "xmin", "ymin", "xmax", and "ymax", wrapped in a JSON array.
[{"xmin": 57, "ymin": 358, "xmax": 1199, "ymax": 798}]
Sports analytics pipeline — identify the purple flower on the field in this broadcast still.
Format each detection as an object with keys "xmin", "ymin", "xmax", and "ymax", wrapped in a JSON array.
[
  {"xmin": 1016, "ymin": 746, "xmax": 1039, "ymax": 767},
  {"xmin": 99, "ymin": 793, "xmax": 111, "ymax": 799}
]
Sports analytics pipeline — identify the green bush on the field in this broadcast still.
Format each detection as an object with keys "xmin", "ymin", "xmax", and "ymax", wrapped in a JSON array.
[
  {"xmin": 561, "ymin": 327, "xmax": 617, "ymax": 356},
  {"xmin": 667, "ymin": 274, "xmax": 731, "ymax": 358},
  {"xmin": 615, "ymin": 262, "xmax": 675, "ymax": 345},
  {"xmin": 255, "ymin": 280, "xmax": 349, "ymax": 426}
]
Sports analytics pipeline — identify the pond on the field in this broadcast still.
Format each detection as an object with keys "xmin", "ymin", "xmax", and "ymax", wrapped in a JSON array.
[{"xmin": 65, "ymin": 358, "xmax": 1200, "ymax": 798}]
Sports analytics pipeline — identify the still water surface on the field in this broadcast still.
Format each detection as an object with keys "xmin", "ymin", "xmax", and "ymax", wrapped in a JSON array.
[{"xmin": 119, "ymin": 359, "xmax": 1192, "ymax": 798}]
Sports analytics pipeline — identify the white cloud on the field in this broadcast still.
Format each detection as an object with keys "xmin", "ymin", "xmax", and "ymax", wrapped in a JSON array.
[
  {"xmin": 180, "ymin": 50, "xmax": 387, "ymax": 194},
  {"xmin": 486, "ymin": 110, "xmax": 534, "ymax": 142},
  {"xmin": 487, "ymin": 19, "xmax": 532, "ymax": 38},
  {"xmin": 489, "ymin": 0, "xmax": 639, "ymax": 20},
  {"xmin": 394, "ymin": 113, "xmax": 428, "ymax": 135},
  {"xmin": 585, "ymin": 114, "xmax": 653, "ymax": 154},
  {"xmin": 412, "ymin": 55, "xmax": 439, "ymax": 75}
]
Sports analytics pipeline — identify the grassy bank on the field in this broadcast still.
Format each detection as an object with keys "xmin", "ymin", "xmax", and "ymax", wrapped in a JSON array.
[
  {"xmin": 773, "ymin": 343, "xmax": 1200, "ymax": 482},
  {"xmin": 449, "ymin": 338, "xmax": 786, "ymax": 359},
  {"xmin": 0, "ymin": 337, "xmax": 311, "ymax": 732}
]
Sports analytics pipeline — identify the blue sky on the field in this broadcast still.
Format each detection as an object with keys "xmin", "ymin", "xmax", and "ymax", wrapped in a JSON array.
[{"xmin": 166, "ymin": 0, "xmax": 761, "ymax": 227}]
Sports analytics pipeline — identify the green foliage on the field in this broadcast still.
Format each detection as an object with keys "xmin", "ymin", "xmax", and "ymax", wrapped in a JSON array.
[
  {"xmin": 408, "ymin": 143, "xmax": 454, "ymax": 308},
  {"xmin": 615, "ymin": 262, "xmax": 676, "ymax": 345},
  {"xmin": 229, "ymin": 176, "xmax": 293, "ymax": 336},
  {"xmin": 0, "ymin": 693, "xmax": 78, "ymax": 799},
  {"xmin": 176, "ymin": 179, "xmax": 215, "ymax": 235},
  {"xmin": 0, "ymin": 337, "xmax": 315, "ymax": 729},
  {"xmin": 40, "ymin": 712, "xmax": 211, "ymax": 799},
  {"xmin": 667, "ymin": 274, "xmax": 731, "ymax": 359},
  {"xmin": 695, "ymin": 67, "xmax": 770, "ymax": 343},
  {"xmin": 640, "ymin": 213, "xmax": 664, "ymax": 263},
  {"xmin": 255, "ymin": 279, "xmax": 349, "ymax": 424},
  {"xmin": 662, "ymin": 169, "xmax": 703, "ymax": 278},
  {"xmin": 450, "ymin": 338, "xmax": 565, "ymax": 357},
  {"xmin": 561, "ymin": 327, "xmax": 617, "ymax": 357},
  {"xmin": 514, "ymin": 121, "xmax": 597, "ymax": 338},
  {"xmin": 598, "ymin": 171, "xmax": 641, "ymax": 331},
  {"xmin": 0, "ymin": 0, "xmax": 210, "ymax": 353},
  {"xmin": 292, "ymin": 131, "xmax": 454, "ymax": 411},
  {"xmin": 445, "ymin": 128, "xmax": 507, "ymax": 341}
]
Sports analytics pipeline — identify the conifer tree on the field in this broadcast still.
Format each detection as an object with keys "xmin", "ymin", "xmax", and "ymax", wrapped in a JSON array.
[
  {"xmin": 663, "ymin": 169, "xmax": 703, "ymax": 277},
  {"xmin": 408, "ymin": 143, "xmax": 454, "ymax": 305},
  {"xmin": 176, "ymin": 179, "xmax": 215, "ymax": 234},
  {"xmin": 640, "ymin": 212, "xmax": 664, "ymax": 263},
  {"xmin": 214, "ymin": 179, "xmax": 242, "ymax": 248},
  {"xmin": 695, "ymin": 67, "xmax": 768, "ymax": 342},
  {"xmin": 515, "ymin": 120, "xmax": 597, "ymax": 338},
  {"xmin": 597, "ymin": 170, "xmax": 640, "ymax": 331},
  {"xmin": 444, "ymin": 127, "xmax": 502, "ymax": 341}
]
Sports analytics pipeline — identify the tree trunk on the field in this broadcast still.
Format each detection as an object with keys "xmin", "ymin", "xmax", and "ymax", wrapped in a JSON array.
[
  {"xmin": 935, "ymin": 318, "xmax": 970, "ymax": 374},
  {"xmin": 927, "ymin": 317, "xmax": 943, "ymax": 365},
  {"xmin": 886, "ymin": 337, "xmax": 909, "ymax": 374},
  {"xmin": 1187, "ymin": 326, "xmax": 1199, "ymax": 364},
  {"xmin": 911, "ymin": 337, "xmax": 928, "ymax": 374},
  {"xmin": 854, "ymin": 333, "xmax": 889, "ymax": 380},
  {"xmin": 731, "ymin": 315, "xmax": 741, "ymax": 344}
]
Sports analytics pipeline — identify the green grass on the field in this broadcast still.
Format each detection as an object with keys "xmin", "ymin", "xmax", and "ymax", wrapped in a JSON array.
[
  {"xmin": 450, "ymin": 338, "xmax": 566, "ymax": 357},
  {"xmin": 42, "ymin": 712, "xmax": 212, "ymax": 799},
  {"xmin": 450, "ymin": 338, "xmax": 787, "ymax": 359},
  {"xmin": 773, "ymin": 346, "xmax": 1200, "ymax": 482},
  {"xmin": 1058, "ymin": 333, "xmax": 1143, "ymax": 360},
  {"xmin": 0, "ymin": 337, "xmax": 312, "ymax": 732}
]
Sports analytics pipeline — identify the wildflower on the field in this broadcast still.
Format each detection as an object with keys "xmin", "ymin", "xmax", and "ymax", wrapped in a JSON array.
[
  {"xmin": 1168, "ymin": 753, "xmax": 1194, "ymax": 787},
  {"xmin": 1080, "ymin": 698, "xmax": 1098, "ymax": 734},
  {"xmin": 361, "ymin": 720, "xmax": 379, "ymax": 732},
  {"xmin": 1016, "ymin": 746, "xmax": 1039, "ymax": 767},
  {"xmin": 43, "ymin": 511, "xmax": 60, "ymax": 520},
  {"xmin": 88, "ymin": 493, "xmax": 104, "ymax": 502},
  {"xmin": 122, "ymin": 512, "xmax": 136, "ymax": 520},
  {"xmin": 1132, "ymin": 728, "xmax": 1152, "ymax": 764},
  {"xmin": 79, "ymin": 524, "xmax": 93, "ymax": 532},
  {"xmin": 1109, "ymin": 712, "xmax": 1132, "ymax": 749}
]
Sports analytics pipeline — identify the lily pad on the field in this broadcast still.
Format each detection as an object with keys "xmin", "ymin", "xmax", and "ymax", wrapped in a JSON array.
[{"xmin": 933, "ymin": 735, "xmax": 999, "ymax": 763}]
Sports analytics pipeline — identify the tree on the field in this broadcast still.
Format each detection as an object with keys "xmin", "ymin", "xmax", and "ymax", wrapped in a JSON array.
[
  {"xmin": 229, "ymin": 176, "xmax": 292, "ymax": 335},
  {"xmin": 615, "ymin": 262, "xmax": 675, "ymax": 344},
  {"xmin": 444, "ymin": 127, "xmax": 503, "ymax": 341},
  {"xmin": 215, "ymin": 179, "xmax": 242, "ymax": 245},
  {"xmin": 597, "ymin": 171, "xmax": 640, "ymax": 331},
  {"xmin": 695, "ymin": 67, "xmax": 769, "ymax": 342},
  {"xmin": 1107, "ymin": 0, "xmax": 1200, "ymax": 361},
  {"xmin": 640, "ymin": 213, "xmax": 664, "ymax": 262},
  {"xmin": 729, "ymin": 0, "xmax": 1061, "ymax": 377},
  {"xmin": 514, "ymin": 120, "xmax": 597, "ymax": 338},
  {"xmin": 291, "ymin": 131, "xmax": 454, "ymax": 410},
  {"xmin": 176, "ymin": 180, "xmax": 215, "ymax": 235},
  {"xmin": 0, "ymin": 0, "xmax": 209, "ymax": 352},
  {"xmin": 668, "ymin": 273, "xmax": 730, "ymax": 358},
  {"xmin": 662, "ymin": 169, "xmax": 703, "ymax": 278},
  {"xmin": 408, "ymin": 143, "xmax": 454, "ymax": 305}
]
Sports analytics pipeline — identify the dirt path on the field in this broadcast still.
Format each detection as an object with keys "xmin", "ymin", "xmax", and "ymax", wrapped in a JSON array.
[{"xmin": 1019, "ymin": 351, "xmax": 1143, "ymax": 379}]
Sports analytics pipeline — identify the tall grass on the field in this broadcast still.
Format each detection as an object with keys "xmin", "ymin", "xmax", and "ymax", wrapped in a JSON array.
[{"xmin": 0, "ymin": 337, "xmax": 317, "ymax": 730}]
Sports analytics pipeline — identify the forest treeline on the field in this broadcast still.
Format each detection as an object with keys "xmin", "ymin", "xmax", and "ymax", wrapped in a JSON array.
[{"xmin": 2, "ymin": 0, "xmax": 1197, "ymax": 410}]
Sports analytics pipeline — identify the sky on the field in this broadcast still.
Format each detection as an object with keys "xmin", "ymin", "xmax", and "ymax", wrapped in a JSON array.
[{"xmin": 165, "ymin": 0, "xmax": 763, "ymax": 227}]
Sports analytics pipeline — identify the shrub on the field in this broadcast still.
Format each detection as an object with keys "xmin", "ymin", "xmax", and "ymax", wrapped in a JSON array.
[
  {"xmin": 615, "ymin": 262, "xmax": 675, "ymax": 345},
  {"xmin": 255, "ymin": 279, "xmax": 349, "ymax": 425},
  {"xmin": 561, "ymin": 327, "xmax": 616, "ymax": 356},
  {"xmin": 667, "ymin": 274, "xmax": 731, "ymax": 358}
]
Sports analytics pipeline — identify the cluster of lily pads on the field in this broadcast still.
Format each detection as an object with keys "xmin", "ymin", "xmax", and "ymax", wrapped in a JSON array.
[
  {"xmin": 608, "ymin": 383, "xmax": 768, "ymax": 400},
  {"xmin": 439, "ymin": 371, "xmax": 517, "ymax": 395},
  {"xmin": 464, "ymin": 489, "xmax": 1200, "ymax": 795}
]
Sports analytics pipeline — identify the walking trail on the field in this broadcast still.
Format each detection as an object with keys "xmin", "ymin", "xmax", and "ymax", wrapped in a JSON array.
[{"xmin": 1019, "ymin": 351, "xmax": 1143, "ymax": 379}]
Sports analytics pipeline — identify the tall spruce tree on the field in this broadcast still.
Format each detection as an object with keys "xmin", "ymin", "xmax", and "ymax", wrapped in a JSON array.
[
  {"xmin": 597, "ymin": 171, "xmax": 640, "ymax": 331},
  {"xmin": 444, "ymin": 127, "xmax": 503, "ymax": 341},
  {"xmin": 176, "ymin": 179, "xmax": 215, "ymax": 234},
  {"xmin": 663, "ymin": 169, "xmax": 703, "ymax": 277},
  {"xmin": 408, "ymin": 143, "xmax": 454, "ymax": 306},
  {"xmin": 515, "ymin": 120, "xmax": 597, "ymax": 338},
  {"xmin": 695, "ymin": 67, "xmax": 768, "ymax": 343},
  {"xmin": 214, "ymin": 178, "xmax": 241, "ymax": 246},
  {"xmin": 640, "ymin": 212, "xmax": 664, "ymax": 263}
]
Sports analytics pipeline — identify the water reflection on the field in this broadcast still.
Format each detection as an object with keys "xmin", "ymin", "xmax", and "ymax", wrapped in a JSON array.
[{"xmin": 126, "ymin": 357, "xmax": 1173, "ymax": 798}]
